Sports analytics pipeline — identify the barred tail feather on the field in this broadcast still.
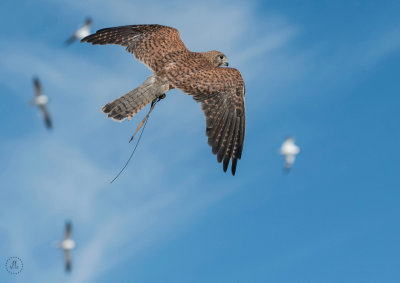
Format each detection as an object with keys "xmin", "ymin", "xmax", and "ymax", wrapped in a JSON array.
[{"xmin": 102, "ymin": 75, "xmax": 169, "ymax": 121}]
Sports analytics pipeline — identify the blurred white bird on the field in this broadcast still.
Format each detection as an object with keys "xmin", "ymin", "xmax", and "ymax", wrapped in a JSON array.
[
  {"xmin": 31, "ymin": 77, "xmax": 52, "ymax": 129},
  {"xmin": 280, "ymin": 136, "xmax": 300, "ymax": 172},
  {"xmin": 54, "ymin": 221, "xmax": 76, "ymax": 272},
  {"xmin": 65, "ymin": 18, "xmax": 92, "ymax": 46}
]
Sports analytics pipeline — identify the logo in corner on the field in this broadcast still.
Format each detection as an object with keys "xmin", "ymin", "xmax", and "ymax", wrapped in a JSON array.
[{"xmin": 5, "ymin": 257, "xmax": 23, "ymax": 275}]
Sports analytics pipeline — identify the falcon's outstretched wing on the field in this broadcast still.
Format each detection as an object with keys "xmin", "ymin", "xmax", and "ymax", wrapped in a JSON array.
[
  {"xmin": 169, "ymin": 67, "xmax": 246, "ymax": 175},
  {"xmin": 81, "ymin": 25, "xmax": 187, "ymax": 72}
]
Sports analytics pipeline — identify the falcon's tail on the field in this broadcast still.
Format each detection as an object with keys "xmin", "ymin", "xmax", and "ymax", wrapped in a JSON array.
[{"xmin": 102, "ymin": 75, "xmax": 169, "ymax": 121}]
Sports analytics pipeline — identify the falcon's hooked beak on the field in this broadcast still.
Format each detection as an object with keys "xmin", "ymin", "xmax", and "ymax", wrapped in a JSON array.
[{"xmin": 222, "ymin": 62, "xmax": 229, "ymax": 67}]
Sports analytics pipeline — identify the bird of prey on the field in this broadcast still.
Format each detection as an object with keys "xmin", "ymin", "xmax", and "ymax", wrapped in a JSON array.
[
  {"xmin": 82, "ymin": 24, "xmax": 246, "ymax": 175},
  {"xmin": 31, "ymin": 77, "xmax": 52, "ymax": 129},
  {"xmin": 280, "ymin": 137, "xmax": 300, "ymax": 172},
  {"xmin": 55, "ymin": 221, "xmax": 76, "ymax": 272},
  {"xmin": 65, "ymin": 18, "xmax": 92, "ymax": 46}
]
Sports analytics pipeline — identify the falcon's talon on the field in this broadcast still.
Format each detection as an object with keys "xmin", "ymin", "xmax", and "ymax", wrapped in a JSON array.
[{"xmin": 151, "ymin": 93, "xmax": 166, "ymax": 107}]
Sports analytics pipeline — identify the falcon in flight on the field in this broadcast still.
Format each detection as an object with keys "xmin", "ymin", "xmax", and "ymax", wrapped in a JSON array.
[
  {"xmin": 82, "ymin": 24, "xmax": 246, "ymax": 175},
  {"xmin": 65, "ymin": 18, "xmax": 92, "ymax": 46},
  {"xmin": 31, "ymin": 77, "xmax": 52, "ymax": 129}
]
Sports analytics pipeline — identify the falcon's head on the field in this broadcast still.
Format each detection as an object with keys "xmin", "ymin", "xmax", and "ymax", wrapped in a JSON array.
[{"xmin": 202, "ymin": 50, "xmax": 229, "ymax": 67}]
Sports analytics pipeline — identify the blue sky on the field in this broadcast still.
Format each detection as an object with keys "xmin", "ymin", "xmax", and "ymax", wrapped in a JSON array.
[{"xmin": 1, "ymin": 0, "xmax": 400, "ymax": 282}]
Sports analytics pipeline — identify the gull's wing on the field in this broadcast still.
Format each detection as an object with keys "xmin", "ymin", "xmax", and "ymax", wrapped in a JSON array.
[
  {"xmin": 283, "ymin": 163, "xmax": 291, "ymax": 174},
  {"xmin": 84, "ymin": 17, "xmax": 92, "ymax": 27},
  {"xmin": 64, "ymin": 221, "xmax": 72, "ymax": 240},
  {"xmin": 81, "ymin": 24, "xmax": 187, "ymax": 72},
  {"xmin": 65, "ymin": 34, "xmax": 78, "ymax": 46},
  {"xmin": 283, "ymin": 154, "xmax": 296, "ymax": 173},
  {"xmin": 39, "ymin": 105, "xmax": 52, "ymax": 129},
  {"xmin": 64, "ymin": 249, "xmax": 71, "ymax": 272},
  {"xmin": 33, "ymin": 77, "xmax": 41, "ymax": 97},
  {"xmin": 169, "ymin": 67, "xmax": 246, "ymax": 175}
]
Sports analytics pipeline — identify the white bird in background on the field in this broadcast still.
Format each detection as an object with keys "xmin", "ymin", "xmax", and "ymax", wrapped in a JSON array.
[
  {"xmin": 280, "ymin": 136, "xmax": 300, "ymax": 172},
  {"xmin": 31, "ymin": 77, "xmax": 52, "ymax": 129},
  {"xmin": 65, "ymin": 18, "xmax": 92, "ymax": 46},
  {"xmin": 54, "ymin": 221, "xmax": 76, "ymax": 272}
]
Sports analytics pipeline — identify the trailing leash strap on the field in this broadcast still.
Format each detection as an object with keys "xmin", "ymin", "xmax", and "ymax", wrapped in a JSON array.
[
  {"xmin": 129, "ymin": 97, "xmax": 159, "ymax": 143},
  {"xmin": 110, "ymin": 95, "xmax": 164, "ymax": 184}
]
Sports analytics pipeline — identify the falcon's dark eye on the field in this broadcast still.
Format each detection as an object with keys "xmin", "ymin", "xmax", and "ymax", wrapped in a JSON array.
[{"xmin": 219, "ymin": 55, "xmax": 224, "ymax": 59}]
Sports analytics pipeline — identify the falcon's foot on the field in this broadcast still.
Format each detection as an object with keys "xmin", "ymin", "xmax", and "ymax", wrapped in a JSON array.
[{"xmin": 151, "ymin": 93, "xmax": 166, "ymax": 107}]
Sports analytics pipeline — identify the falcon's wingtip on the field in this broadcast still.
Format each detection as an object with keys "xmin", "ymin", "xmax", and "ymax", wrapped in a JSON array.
[
  {"xmin": 231, "ymin": 159, "xmax": 238, "ymax": 176},
  {"xmin": 80, "ymin": 35, "xmax": 91, "ymax": 43}
]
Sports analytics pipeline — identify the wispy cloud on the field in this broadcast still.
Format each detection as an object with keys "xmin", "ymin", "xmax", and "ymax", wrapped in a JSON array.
[
  {"xmin": 2, "ymin": 0, "xmax": 400, "ymax": 282},
  {"xmin": 0, "ymin": 3, "xmax": 275, "ymax": 282},
  {"xmin": 0, "ymin": 131, "xmax": 234, "ymax": 282}
]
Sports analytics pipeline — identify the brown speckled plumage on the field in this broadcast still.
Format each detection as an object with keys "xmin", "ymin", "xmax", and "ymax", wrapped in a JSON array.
[{"xmin": 82, "ymin": 24, "xmax": 245, "ymax": 175}]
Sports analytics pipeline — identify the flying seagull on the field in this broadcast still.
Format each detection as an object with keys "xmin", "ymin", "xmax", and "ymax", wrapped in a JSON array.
[
  {"xmin": 65, "ymin": 18, "xmax": 92, "ymax": 46},
  {"xmin": 55, "ymin": 221, "xmax": 76, "ymax": 272},
  {"xmin": 31, "ymin": 77, "xmax": 52, "ymax": 129},
  {"xmin": 280, "ymin": 136, "xmax": 300, "ymax": 172},
  {"xmin": 82, "ymin": 24, "xmax": 246, "ymax": 175}
]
